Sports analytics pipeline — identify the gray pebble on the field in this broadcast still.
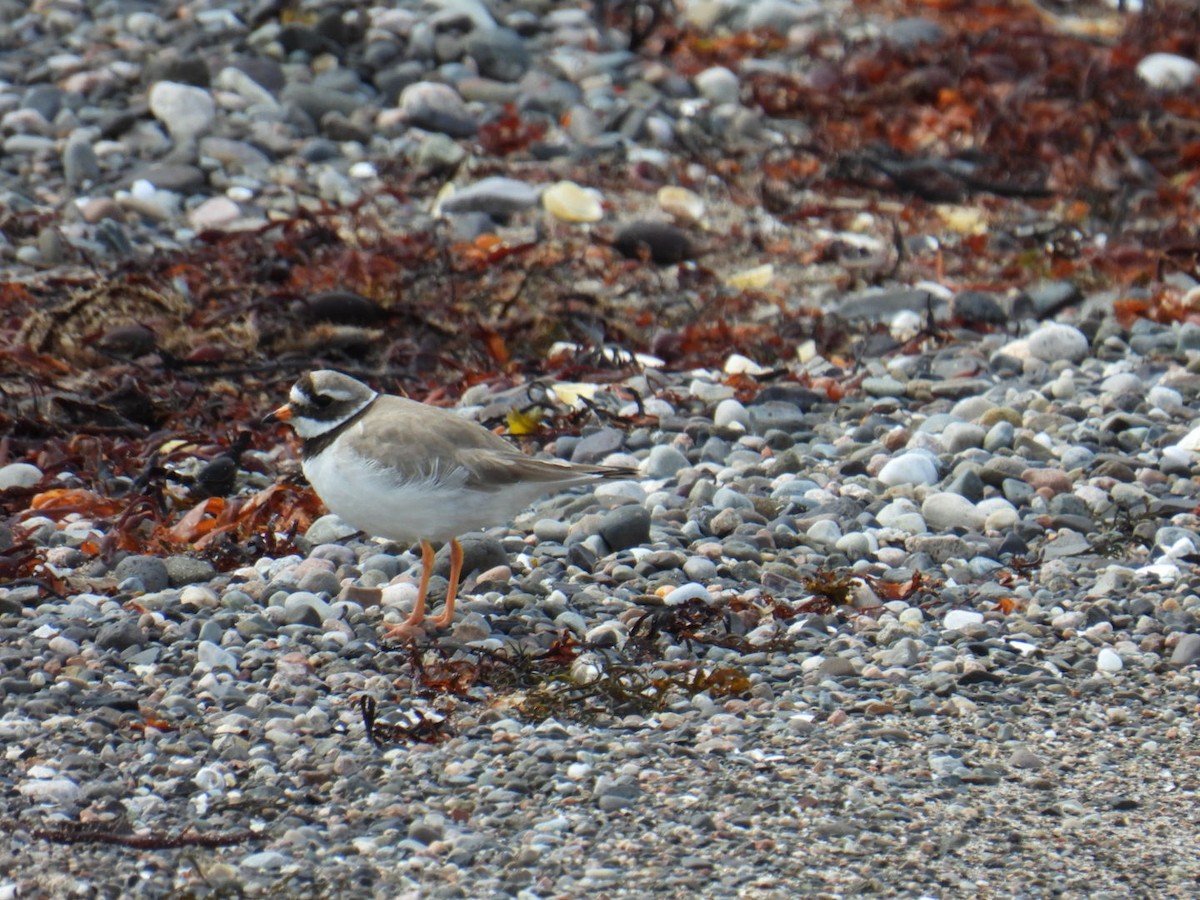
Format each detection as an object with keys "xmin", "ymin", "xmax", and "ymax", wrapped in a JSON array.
[
  {"xmin": 165, "ymin": 556, "xmax": 217, "ymax": 586},
  {"xmin": 599, "ymin": 505, "xmax": 651, "ymax": 551},
  {"xmin": 95, "ymin": 620, "xmax": 147, "ymax": 651},
  {"xmin": 1171, "ymin": 633, "xmax": 1200, "ymax": 667},
  {"xmin": 113, "ymin": 556, "xmax": 170, "ymax": 592}
]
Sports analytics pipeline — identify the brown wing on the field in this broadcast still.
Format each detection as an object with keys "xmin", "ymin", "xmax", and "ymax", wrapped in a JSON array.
[
  {"xmin": 456, "ymin": 449, "xmax": 624, "ymax": 492},
  {"xmin": 339, "ymin": 395, "xmax": 634, "ymax": 490}
]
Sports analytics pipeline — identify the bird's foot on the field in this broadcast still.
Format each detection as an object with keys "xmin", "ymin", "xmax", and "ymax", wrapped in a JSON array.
[{"xmin": 379, "ymin": 620, "xmax": 425, "ymax": 642}]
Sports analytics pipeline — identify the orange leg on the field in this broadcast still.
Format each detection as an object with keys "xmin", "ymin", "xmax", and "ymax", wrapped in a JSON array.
[
  {"xmin": 380, "ymin": 539, "xmax": 436, "ymax": 640},
  {"xmin": 426, "ymin": 538, "xmax": 463, "ymax": 630}
]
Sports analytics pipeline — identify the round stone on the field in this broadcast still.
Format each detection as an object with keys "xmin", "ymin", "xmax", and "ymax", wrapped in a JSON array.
[
  {"xmin": 149, "ymin": 80, "xmax": 216, "ymax": 141},
  {"xmin": 878, "ymin": 452, "xmax": 939, "ymax": 487},
  {"xmin": 942, "ymin": 609, "xmax": 984, "ymax": 631},
  {"xmin": 1026, "ymin": 323, "xmax": 1089, "ymax": 364},
  {"xmin": 0, "ymin": 462, "xmax": 43, "ymax": 490}
]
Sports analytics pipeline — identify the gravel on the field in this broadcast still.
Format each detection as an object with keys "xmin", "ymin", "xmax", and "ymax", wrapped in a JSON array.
[{"xmin": 2, "ymin": 1, "xmax": 1200, "ymax": 898}]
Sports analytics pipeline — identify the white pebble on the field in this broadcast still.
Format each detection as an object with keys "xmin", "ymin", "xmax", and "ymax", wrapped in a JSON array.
[
  {"xmin": 188, "ymin": 196, "xmax": 241, "ymax": 230},
  {"xmin": 890, "ymin": 310, "xmax": 922, "ymax": 342},
  {"xmin": 942, "ymin": 609, "xmax": 984, "ymax": 631},
  {"xmin": 657, "ymin": 185, "xmax": 705, "ymax": 225},
  {"xmin": 878, "ymin": 452, "xmax": 938, "ymax": 487},
  {"xmin": 723, "ymin": 353, "xmax": 768, "ymax": 376},
  {"xmin": 149, "ymin": 80, "xmax": 216, "ymax": 141},
  {"xmin": 694, "ymin": 66, "xmax": 740, "ymax": 104},
  {"xmin": 664, "ymin": 583, "xmax": 712, "ymax": 605},
  {"xmin": 1175, "ymin": 423, "xmax": 1200, "ymax": 452},
  {"xmin": 1025, "ymin": 323, "xmax": 1089, "ymax": 364},
  {"xmin": 1097, "ymin": 648, "xmax": 1124, "ymax": 673},
  {"xmin": 713, "ymin": 398, "xmax": 751, "ymax": 430},
  {"xmin": 922, "ymin": 492, "xmax": 986, "ymax": 532},
  {"xmin": 877, "ymin": 499, "xmax": 926, "ymax": 533},
  {"xmin": 19, "ymin": 776, "xmax": 80, "ymax": 804},
  {"xmin": 688, "ymin": 379, "xmax": 734, "ymax": 402},
  {"xmin": 1137, "ymin": 52, "xmax": 1200, "ymax": 90},
  {"xmin": 806, "ymin": 519, "xmax": 842, "ymax": 546},
  {"xmin": 542, "ymin": 180, "xmax": 604, "ymax": 223},
  {"xmin": 0, "ymin": 462, "xmax": 43, "ymax": 489}
]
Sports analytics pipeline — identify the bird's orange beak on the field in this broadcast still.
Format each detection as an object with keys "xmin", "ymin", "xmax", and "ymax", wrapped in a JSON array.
[{"xmin": 263, "ymin": 404, "xmax": 293, "ymax": 424}]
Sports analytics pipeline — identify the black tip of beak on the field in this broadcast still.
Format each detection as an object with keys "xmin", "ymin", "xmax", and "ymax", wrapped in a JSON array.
[{"xmin": 262, "ymin": 405, "xmax": 291, "ymax": 427}]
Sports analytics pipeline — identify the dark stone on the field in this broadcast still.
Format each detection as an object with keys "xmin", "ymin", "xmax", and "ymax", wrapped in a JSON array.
[
  {"xmin": 129, "ymin": 163, "xmax": 206, "ymax": 192},
  {"xmin": 567, "ymin": 542, "xmax": 598, "ymax": 570},
  {"xmin": 1091, "ymin": 459, "xmax": 1136, "ymax": 481},
  {"xmin": 147, "ymin": 55, "xmax": 210, "ymax": 88},
  {"xmin": 279, "ymin": 25, "xmax": 343, "ymax": 57},
  {"xmin": 406, "ymin": 104, "xmax": 477, "ymax": 138},
  {"xmin": 598, "ymin": 505, "xmax": 651, "ymax": 551},
  {"xmin": 748, "ymin": 401, "xmax": 807, "ymax": 435},
  {"xmin": 436, "ymin": 534, "xmax": 508, "ymax": 578},
  {"xmin": 466, "ymin": 28, "xmax": 531, "ymax": 82},
  {"xmin": 570, "ymin": 427, "xmax": 625, "ymax": 464},
  {"xmin": 113, "ymin": 555, "xmax": 169, "ymax": 592},
  {"xmin": 839, "ymin": 288, "xmax": 947, "ymax": 321},
  {"xmin": 165, "ymin": 556, "xmax": 217, "ymax": 586},
  {"xmin": 951, "ymin": 290, "xmax": 1005, "ymax": 326},
  {"xmin": 1171, "ymin": 633, "xmax": 1200, "ymax": 667},
  {"xmin": 234, "ymin": 57, "xmax": 286, "ymax": 94},
  {"xmin": 997, "ymin": 531, "xmax": 1029, "ymax": 557},
  {"xmin": 321, "ymin": 111, "xmax": 373, "ymax": 142},
  {"xmin": 95, "ymin": 620, "xmax": 148, "ymax": 651},
  {"xmin": 613, "ymin": 221, "xmax": 695, "ymax": 265},
  {"xmin": 23, "ymin": 84, "xmax": 63, "ymax": 120},
  {"xmin": 282, "ymin": 83, "xmax": 362, "ymax": 121},
  {"xmin": 945, "ymin": 468, "xmax": 984, "ymax": 503}
]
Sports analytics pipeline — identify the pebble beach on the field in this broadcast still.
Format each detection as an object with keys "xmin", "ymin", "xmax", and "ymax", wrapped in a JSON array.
[{"xmin": 3, "ymin": 1, "xmax": 1200, "ymax": 897}]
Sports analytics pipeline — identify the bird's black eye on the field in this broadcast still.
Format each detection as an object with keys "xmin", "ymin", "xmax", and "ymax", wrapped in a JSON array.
[{"xmin": 313, "ymin": 394, "xmax": 334, "ymax": 409}]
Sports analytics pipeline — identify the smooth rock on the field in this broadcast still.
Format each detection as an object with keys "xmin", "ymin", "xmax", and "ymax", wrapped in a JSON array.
[
  {"xmin": 664, "ymin": 583, "xmax": 712, "ymax": 605},
  {"xmin": 1026, "ymin": 323, "xmax": 1089, "ymax": 364},
  {"xmin": 922, "ymin": 493, "xmax": 985, "ymax": 532},
  {"xmin": 398, "ymin": 82, "xmax": 476, "ymax": 137},
  {"xmin": 1137, "ymin": 52, "xmax": 1200, "ymax": 90},
  {"xmin": 113, "ymin": 555, "xmax": 170, "ymax": 592},
  {"xmin": 542, "ymin": 180, "xmax": 603, "ymax": 223},
  {"xmin": 694, "ymin": 66, "xmax": 740, "ymax": 104},
  {"xmin": 713, "ymin": 398, "xmax": 751, "ymax": 431},
  {"xmin": 942, "ymin": 609, "xmax": 984, "ymax": 631},
  {"xmin": 1170, "ymin": 633, "xmax": 1200, "ymax": 667},
  {"xmin": 879, "ymin": 452, "xmax": 939, "ymax": 487},
  {"xmin": 148, "ymin": 81, "xmax": 216, "ymax": 141},
  {"xmin": 0, "ymin": 463, "xmax": 43, "ymax": 490},
  {"xmin": 441, "ymin": 176, "xmax": 540, "ymax": 217},
  {"xmin": 188, "ymin": 196, "xmax": 242, "ymax": 230},
  {"xmin": 642, "ymin": 445, "xmax": 690, "ymax": 478},
  {"xmin": 95, "ymin": 620, "xmax": 148, "ymax": 651},
  {"xmin": 598, "ymin": 505, "xmax": 651, "ymax": 551}
]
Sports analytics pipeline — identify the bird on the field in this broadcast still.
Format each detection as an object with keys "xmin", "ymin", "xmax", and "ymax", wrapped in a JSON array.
[{"xmin": 265, "ymin": 369, "xmax": 636, "ymax": 639}]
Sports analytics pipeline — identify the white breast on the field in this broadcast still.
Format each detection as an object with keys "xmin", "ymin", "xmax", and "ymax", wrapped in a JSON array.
[{"xmin": 302, "ymin": 442, "xmax": 559, "ymax": 545}]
